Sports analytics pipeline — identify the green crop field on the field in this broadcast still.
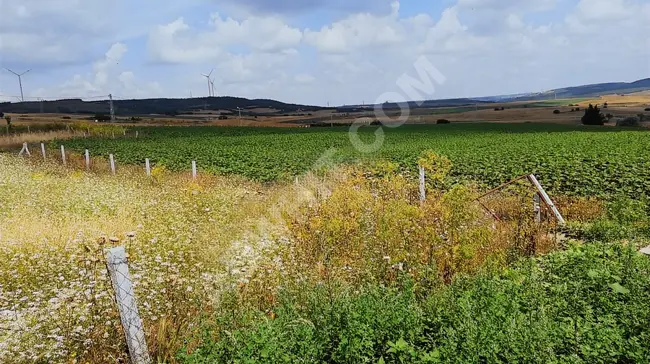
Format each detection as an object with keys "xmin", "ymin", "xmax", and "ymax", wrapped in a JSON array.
[{"xmin": 60, "ymin": 123, "xmax": 650, "ymax": 197}]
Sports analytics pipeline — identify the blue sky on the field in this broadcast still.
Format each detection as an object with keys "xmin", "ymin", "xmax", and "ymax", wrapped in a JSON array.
[{"xmin": 0, "ymin": 0, "xmax": 648, "ymax": 105}]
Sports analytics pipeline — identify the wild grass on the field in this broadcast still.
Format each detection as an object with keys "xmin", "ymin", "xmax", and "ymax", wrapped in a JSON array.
[
  {"xmin": 0, "ymin": 150, "xmax": 643, "ymax": 363},
  {"xmin": 0, "ymin": 154, "xmax": 295, "ymax": 363},
  {"xmin": 0, "ymin": 121, "xmax": 127, "ymax": 150},
  {"xmin": 184, "ymin": 241, "xmax": 650, "ymax": 363}
]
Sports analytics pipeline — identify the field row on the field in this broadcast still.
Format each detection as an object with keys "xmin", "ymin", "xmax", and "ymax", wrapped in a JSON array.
[{"xmin": 58, "ymin": 123, "xmax": 650, "ymax": 197}]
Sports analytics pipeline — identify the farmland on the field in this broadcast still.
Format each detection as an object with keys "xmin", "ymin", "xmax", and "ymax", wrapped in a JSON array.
[
  {"xmin": 2, "ymin": 120, "xmax": 650, "ymax": 363},
  {"xmin": 60, "ymin": 123, "xmax": 650, "ymax": 197}
]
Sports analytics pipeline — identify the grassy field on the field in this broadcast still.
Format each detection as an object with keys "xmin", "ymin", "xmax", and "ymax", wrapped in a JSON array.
[
  {"xmin": 57, "ymin": 123, "xmax": 650, "ymax": 197},
  {"xmin": 3, "ymin": 121, "xmax": 650, "ymax": 363}
]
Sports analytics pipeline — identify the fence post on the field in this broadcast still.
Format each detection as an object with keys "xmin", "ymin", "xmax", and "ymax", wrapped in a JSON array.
[
  {"xmin": 18, "ymin": 142, "xmax": 31, "ymax": 157},
  {"xmin": 105, "ymin": 246, "xmax": 151, "ymax": 364},
  {"xmin": 533, "ymin": 193, "xmax": 541, "ymax": 223},
  {"xmin": 528, "ymin": 175, "xmax": 566, "ymax": 225},
  {"xmin": 61, "ymin": 145, "xmax": 66, "ymax": 166},
  {"xmin": 145, "ymin": 158, "xmax": 151, "ymax": 176},
  {"xmin": 110, "ymin": 154, "xmax": 116, "ymax": 175},
  {"xmin": 85, "ymin": 149, "xmax": 90, "ymax": 170},
  {"xmin": 135, "ymin": 131, "xmax": 139, "ymax": 139},
  {"xmin": 419, "ymin": 166, "xmax": 426, "ymax": 202},
  {"xmin": 41, "ymin": 143, "xmax": 46, "ymax": 161},
  {"xmin": 192, "ymin": 161, "xmax": 197, "ymax": 180}
]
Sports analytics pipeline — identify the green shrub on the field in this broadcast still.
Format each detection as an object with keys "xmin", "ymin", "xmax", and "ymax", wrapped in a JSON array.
[
  {"xmin": 582, "ymin": 104, "xmax": 606, "ymax": 125},
  {"xmin": 183, "ymin": 242, "xmax": 650, "ymax": 363},
  {"xmin": 617, "ymin": 117, "xmax": 640, "ymax": 127}
]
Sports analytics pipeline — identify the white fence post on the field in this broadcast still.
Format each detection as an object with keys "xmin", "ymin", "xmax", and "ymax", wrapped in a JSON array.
[
  {"xmin": 18, "ymin": 142, "xmax": 31, "ymax": 157},
  {"xmin": 135, "ymin": 131, "xmax": 139, "ymax": 139},
  {"xmin": 192, "ymin": 161, "xmax": 197, "ymax": 180},
  {"xmin": 528, "ymin": 175, "xmax": 566, "ymax": 225},
  {"xmin": 105, "ymin": 247, "xmax": 151, "ymax": 364},
  {"xmin": 533, "ymin": 193, "xmax": 541, "ymax": 223},
  {"xmin": 85, "ymin": 149, "xmax": 90, "ymax": 170},
  {"xmin": 60, "ymin": 145, "xmax": 66, "ymax": 166},
  {"xmin": 419, "ymin": 166, "xmax": 426, "ymax": 202},
  {"xmin": 109, "ymin": 154, "xmax": 116, "ymax": 175},
  {"xmin": 145, "ymin": 158, "xmax": 151, "ymax": 176},
  {"xmin": 41, "ymin": 143, "xmax": 46, "ymax": 161}
]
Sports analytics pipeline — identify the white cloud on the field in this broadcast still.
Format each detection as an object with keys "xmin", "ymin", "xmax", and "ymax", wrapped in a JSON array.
[
  {"xmin": 303, "ymin": 2, "xmax": 407, "ymax": 53},
  {"xmin": 28, "ymin": 43, "xmax": 162, "ymax": 99},
  {"xmin": 148, "ymin": 14, "xmax": 303, "ymax": 64},
  {"xmin": 294, "ymin": 73, "xmax": 315, "ymax": 84},
  {"xmin": 1, "ymin": 0, "xmax": 649, "ymax": 105}
]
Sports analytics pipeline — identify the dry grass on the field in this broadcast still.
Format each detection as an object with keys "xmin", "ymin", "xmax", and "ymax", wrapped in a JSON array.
[
  {"xmin": 0, "ymin": 149, "xmax": 608, "ymax": 362},
  {"xmin": 0, "ymin": 130, "xmax": 84, "ymax": 149},
  {"xmin": 0, "ymin": 154, "xmax": 303, "ymax": 363}
]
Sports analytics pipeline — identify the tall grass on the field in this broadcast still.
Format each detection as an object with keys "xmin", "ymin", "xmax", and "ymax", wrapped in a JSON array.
[{"xmin": 0, "ymin": 154, "xmax": 290, "ymax": 363}]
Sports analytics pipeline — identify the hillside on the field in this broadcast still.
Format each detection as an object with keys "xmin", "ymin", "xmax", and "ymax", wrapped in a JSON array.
[
  {"xmin": 512, "ymin": 78, "xmax": 650, "ymax": 101},
  {"xmin": 1, "ymin": 78, "xmax": 648, "ymax": 116},
  {"xmin": 0, "ymin": 96, "xmax": 326, "ymax": 116}
]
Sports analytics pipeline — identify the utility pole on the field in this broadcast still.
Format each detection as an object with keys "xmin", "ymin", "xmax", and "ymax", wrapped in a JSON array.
[
  {"xmin": 109, "ymin": 94, "xmax": 116, "ymax": 121},
  {"xmin": 5, "ymin": 68, "xmax": 30, "ymax": 102},
  {"xmin": 236, "ymin": 107, "xmax": 242, "ymax": 126},
  {"xmin": 39, "ymin": 98, "xmax": 44, "ymax": 113}
]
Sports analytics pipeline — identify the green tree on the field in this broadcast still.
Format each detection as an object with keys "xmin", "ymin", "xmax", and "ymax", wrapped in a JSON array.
[{"xmin": 581, "ymin": 104, "xmax": 606, "ymax": 125}]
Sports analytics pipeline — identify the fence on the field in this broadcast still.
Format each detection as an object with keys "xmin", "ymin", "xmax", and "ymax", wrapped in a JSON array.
[
  {"xmin": 106, "ymin": 246, "xmax": 152, "ymax": 364},
  {"xmin": 18, "ymin": 141, "xmax": 200, "ymax": 180}
]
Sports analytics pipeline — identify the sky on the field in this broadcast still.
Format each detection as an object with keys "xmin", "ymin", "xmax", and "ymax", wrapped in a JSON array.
[{"xmin": 0, "ymin": 0, "xmax": 648, "ymax": 106}]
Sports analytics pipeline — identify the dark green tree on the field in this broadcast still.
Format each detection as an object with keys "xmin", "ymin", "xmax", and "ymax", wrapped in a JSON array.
[{"xmin": 581, "ymin": 104, "xmax": 606, "ymax": 125}]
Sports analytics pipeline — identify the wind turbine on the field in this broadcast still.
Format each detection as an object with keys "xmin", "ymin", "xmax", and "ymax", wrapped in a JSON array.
[
  {"xmin": 201, "ymin": 69, "xmax": 214, "ymax": 97},
  {"xmin": 5, "ymin": 68, "xmax": 31, "ymax": 102},
  {"xmin": 209, "ymin": 78, "xmax": 216, "ymax": 97}
]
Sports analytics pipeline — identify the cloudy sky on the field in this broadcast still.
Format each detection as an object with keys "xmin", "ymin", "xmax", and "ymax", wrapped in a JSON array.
[{"xmin": 0, "ymin": 0, "xmax": 648, "ymax": 105}]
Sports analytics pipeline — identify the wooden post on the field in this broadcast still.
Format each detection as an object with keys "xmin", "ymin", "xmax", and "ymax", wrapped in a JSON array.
[
  {"xmin": 533, "ymin": 193, "xmax": 541, "ymax": 223},
  {"xmin": 419, "ymin": 166, "xmax": 426, "ymax": 202},
  {"xmin": 123, "ymin": 129, "xmax": 126, "ymax": 136},
  {"xmin": 61, "ymin": 145, "xmax": 66, "ymax": 166},
  {"xmin": 135, "ymin": 131, "xmax": 139, "ymax": 139},
  {"xmin": 145, "ymin": 158, "xmax": 151, "ymax": 176},
  {"xmin": 528, "ymin": 175, "xmax": 565, "ymax": 225},
  {"xmin": 27, "ymin": 125, "xmax": 30, "ymax": 134},
  {"xmin": 105, "ymin": 247, "xmax": 151, "ymax": 364},
  {"xmin": 85, "ymin": 149, "xmax": 90, "ymax": 170},
  {"xmin": 18, "ymin": 142, "xmax": 31, "ymax": 157},
  {"xmin": 110, "ymin": 154, "xmax": 116, "ymax": 175},
  {"xmin": 191, "ymin": 161, "xmax": 197, "ymax": 180},
  {"xmin": 41, "ymin": 143, "xmax": 46, "ymax": 160}
]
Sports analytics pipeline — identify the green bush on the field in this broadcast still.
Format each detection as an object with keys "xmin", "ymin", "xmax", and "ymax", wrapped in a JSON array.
[
  {"xmin": 582, "ymin": 104, "xmax": 605, "ymax": 125},
  {"xmin": 617, "ymin": 117, "xmax": 640, "ymax": 127},
  {"xmin": 182, "ymin": 242, "xmax": 650, "ymax": 363}
]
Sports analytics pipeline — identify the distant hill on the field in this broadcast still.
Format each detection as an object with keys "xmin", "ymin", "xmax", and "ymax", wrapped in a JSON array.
[
  {"xmin": 0, "ymin": 96, "xmax": 326, "ymax": 116},
  {"xmin": 1, "ymin": 78, "xmax": 648, "ymax": 116},
  {"xmin": 506, "ymin": 78, "xmax": 650, "ymax": 102}
]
